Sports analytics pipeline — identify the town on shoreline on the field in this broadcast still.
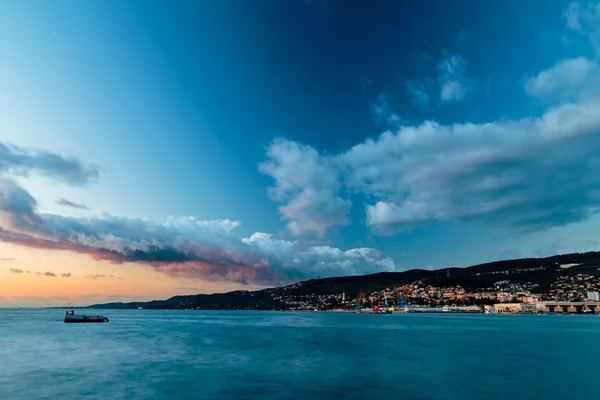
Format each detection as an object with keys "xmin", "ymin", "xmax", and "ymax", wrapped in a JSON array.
[
  {"xmin": 84, "ymin": 254, "xmax": 600, "ymax": 314},
  {"xmin": 292, "ymin": 270, "xmax": 600, "ymax": 315}
]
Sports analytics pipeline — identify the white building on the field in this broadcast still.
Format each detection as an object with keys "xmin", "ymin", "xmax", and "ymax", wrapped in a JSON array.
[{"xmin": 587, "ymin": 291, "xmax": 600, "ymax": 301}]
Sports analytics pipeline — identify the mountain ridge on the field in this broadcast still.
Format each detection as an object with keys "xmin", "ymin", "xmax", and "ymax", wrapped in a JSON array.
[{"xmin": 86, "ymin": 251, "xmax": 600, "ymax": 310}]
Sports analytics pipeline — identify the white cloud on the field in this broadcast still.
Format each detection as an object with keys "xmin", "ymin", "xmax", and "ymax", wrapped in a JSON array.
[
  {"xmin": 258, "ymin": 139, "xmax": 350, "ymax": 236},
  {"xmin": 242, "ymin": 232, "xmax": 395, "ymax": 279},
  {"xmin": 369, "ymin": 94, "xmax": 402, "ymax": 127},
  {"xmin": 440, "ymin": 80, "xmax": 466, "ymax": 101},
  {"xmin": 261, "ymin": 90, "xmax": 600, "ymax": 236},
  {"xmin": 565, "ymin": 2, "xmax": 585, "ymax": 31},
  {"xmin": 162, "ymin": 216, "xmax": 241, "ymax": 234},
  {"xmin": 525, "ymin": 57, "xmax": 600, "ymax": 101},
  {"xmin": 438, "ymin": 54, "xmax": 465, "ymax": 75},
  {"xmin": 366, "ymin": 201, "xmax": 435, "ymax": 234},
  {"xmin": 564, "ymin": 1, "xmax": 600, "ymax": 54},
  {"xmin": 405, "ymin": 54, "xmax": 472, "ymax": 110},
  {"xmin": 260, "ymin": 13, "xmax": 600, "ymax": 237},
  {"xmin": 437, "ymin": 54, "xmax": 471, "ymax": 102}
]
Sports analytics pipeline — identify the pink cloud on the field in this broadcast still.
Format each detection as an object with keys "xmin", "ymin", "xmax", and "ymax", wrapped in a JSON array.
[{"xmin": 0, "ymin": 178, "xmax": 395, "ymax": 285}]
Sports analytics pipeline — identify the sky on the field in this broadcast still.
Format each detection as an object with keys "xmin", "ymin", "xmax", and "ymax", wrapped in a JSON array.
[{"xmin": 2, "ymin": 0, "xmax": 600, "ymax": 306}]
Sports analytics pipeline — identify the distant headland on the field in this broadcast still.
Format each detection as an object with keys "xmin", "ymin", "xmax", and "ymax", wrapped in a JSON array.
[{"xmin": 86, "ymin": 251, "xmax": 600, "ymax": 314}]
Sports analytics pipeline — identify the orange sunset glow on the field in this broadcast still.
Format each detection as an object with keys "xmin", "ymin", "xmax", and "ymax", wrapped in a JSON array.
[{"xmin": 0, "ymin": 242, "xmax": 261, "ymax": 307}]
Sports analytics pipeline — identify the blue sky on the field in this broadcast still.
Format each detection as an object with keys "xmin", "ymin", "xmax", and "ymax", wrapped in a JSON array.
[{"xmin": 2, "ymin": 0, "xmax": 600, "ymax": 293}]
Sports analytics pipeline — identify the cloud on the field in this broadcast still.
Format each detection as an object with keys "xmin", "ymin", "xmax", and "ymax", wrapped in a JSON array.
[
  {"xmin": 56, "ymin": 198, "xmax": 90, "ymax": 210},
  {"xmin": 565, "ymin": 2, "xmax": 585, "ymax": 31},
  {"xmin": 259, "ymin": 5, "xmax": 600, "ymax": 235},
  {"xmin": 437, "ymin": 54, "xmax": 471, "ymax": 102},
  {"xmin": 85, "ymin": 273, "xmax": 105, "ymax": 279},
  {"xmin": 9, "ymin": 268, "xmax": 23, "ymax": 273},
  {"xmin": 258, "ymin": 139, "xmax": 350, "ymax": 236},
  {"xmin": 260, "ymin": 82, "xmax": 600, "ymax": 236},
  {"xmin": 525, "ymin": 57, "xmax": 600, "ymax": 102},
  {"xmin": 0, "ymin": 142, "xmax": 100, "ymax": 186},
  {"xmin": 0, "ymin": 178, "xmax": 394, "ymax": 284},
  {"xmin": 241, "ymin": 232, "xmax": 394, "ymax": 280},
  {"xmin": 60, "ymin": 273, "xmax": 72, "ymax": 278},
  {"xmin": 405, "ymin": 54, "xmax": 472, "ymax": 111},
  {"xmin": 85, "ymin": 273, "xmax": 120, "ymax": 280},
  {"xmin": 369, "ymin": 94, "xmax": 402, "ymax": 127},
  {"xmin": 564, "ymin": 1, "xmax": 600, "ymax": 54},
  {"xmin": 166, "ymin": 217, "xmax": 241, "ymax": 234},
  {"xmin": 44, "ymin": 271, "xmax": 57, "ymax": 277},
  {"xmin": 405, "ymin": 80, "xmax": 434, "ymax": 112},
  {"xmin": 440, "ymin": 80, "xmax": 465, "ymax": 102},
  {"xmin": 264, "ymin": 4, "xmax": 597, "ymax": 237},
  {"xmin": 0, "ymin": 257, "xmax": 15, "ymax": 261}
]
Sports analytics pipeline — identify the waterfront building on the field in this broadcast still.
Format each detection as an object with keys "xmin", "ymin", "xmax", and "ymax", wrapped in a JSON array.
[
  {"xmin": 587, "ymin": 291, "xmax": 600, "ymax": 301},
  {"xmin": 521, "ymin": 295, "xmax": 539, "ymax": 304},
  {"xmin": 539, "ymin": 302, "xmax": 600, "ymax": 313},
  {"xmin": 493, "ymin": 303, "xmax": 537, "ymax": 314}
]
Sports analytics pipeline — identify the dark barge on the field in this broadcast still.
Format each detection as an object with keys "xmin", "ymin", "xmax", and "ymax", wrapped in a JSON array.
[{"xmin": 64, "ymin": 310, "xmax": 109, "ymax": 323}]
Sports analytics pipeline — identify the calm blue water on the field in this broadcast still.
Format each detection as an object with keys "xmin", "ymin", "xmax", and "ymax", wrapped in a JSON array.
[{"xmin": 1, "ymin": 310, "xmax": 598, "ymax": 399}]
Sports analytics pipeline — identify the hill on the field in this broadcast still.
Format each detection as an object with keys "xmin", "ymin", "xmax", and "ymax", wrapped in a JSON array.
[{"xmin": 86, "ymin": 251, "xmax": 600, "ymax": 310}]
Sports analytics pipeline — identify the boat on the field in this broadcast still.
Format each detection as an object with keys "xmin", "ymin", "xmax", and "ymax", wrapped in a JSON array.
[{"xmin": 64, "ymin": 309, "xmax": 109, "ymax": 323}]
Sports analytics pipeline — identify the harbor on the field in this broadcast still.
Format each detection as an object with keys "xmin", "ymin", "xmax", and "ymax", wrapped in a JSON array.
[
  {"xmin": 349, "ymin": 302, "xmax": 600, "ymax": 315},
  {"xmin": 325, "ymin": 291, "xmax": 600, "ymax": 314}
]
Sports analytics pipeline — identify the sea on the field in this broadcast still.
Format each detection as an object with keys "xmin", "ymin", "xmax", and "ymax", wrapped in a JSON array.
[{"xmin": 1, "ymin": 309, "xmax": 599, "ymax": 400}]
